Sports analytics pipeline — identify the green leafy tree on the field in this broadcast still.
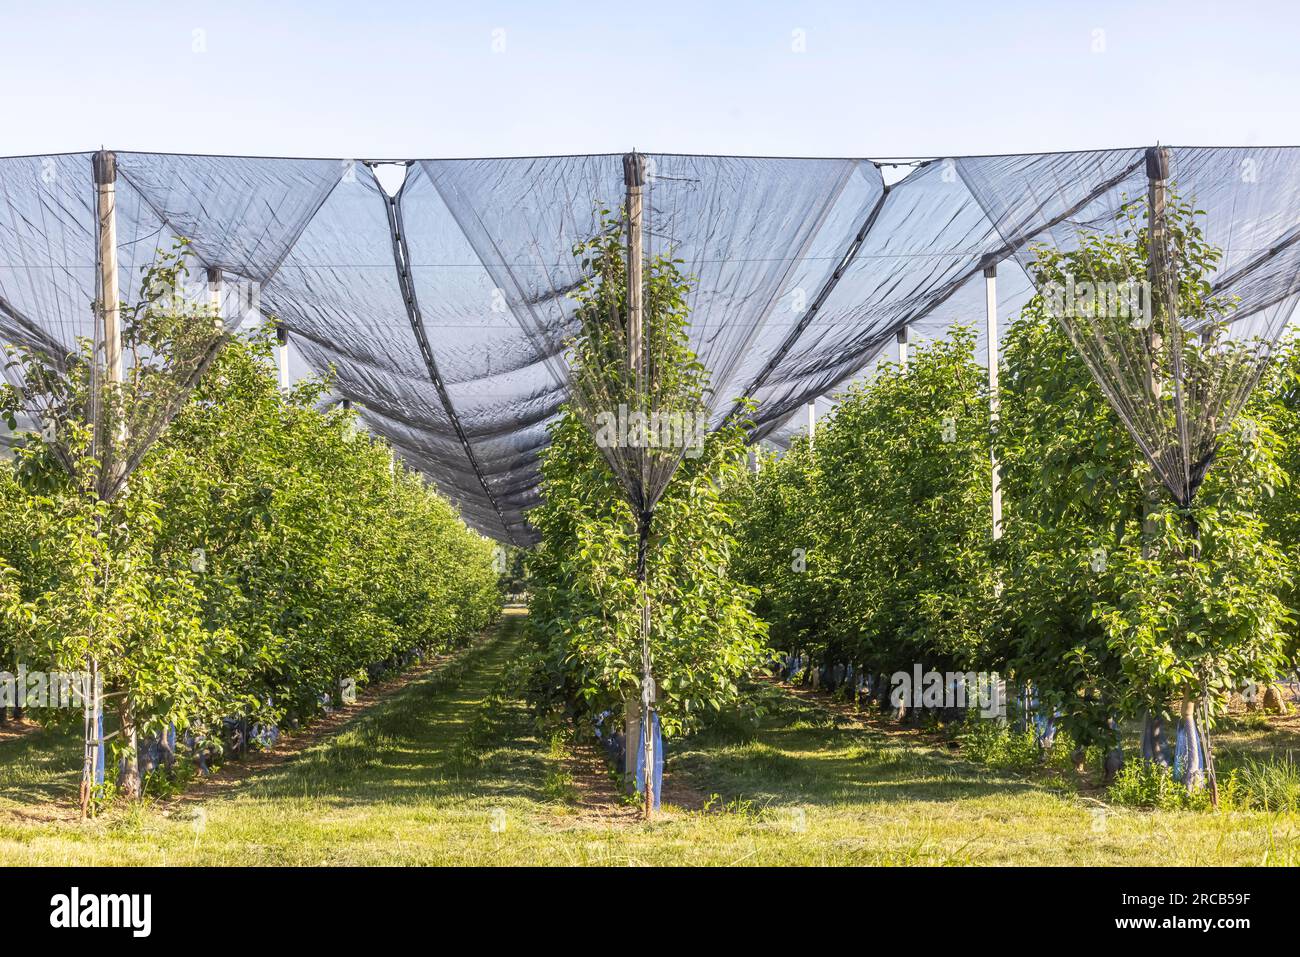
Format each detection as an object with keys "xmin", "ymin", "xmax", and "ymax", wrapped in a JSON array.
[
  {"xmin": 997, "ymin": 196, "xmax": 1292, "ymax": 780},
  {"xmin": 738, "ymin": 330, "xmax": 996, "ymax": 710},
  {"xmin": 526, "ymin": 214, "xmax": 769, "ymax": 737},
  {"xmin": 0, "ymin": 322, "xmax": 500, "ymax": 806},
  {"xmin": 527, "ymin": 410, "xmax": 767, "ymax": 736}
]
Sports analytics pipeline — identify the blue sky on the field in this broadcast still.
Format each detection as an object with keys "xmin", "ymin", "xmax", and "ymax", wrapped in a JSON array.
[{"xmin": 0, "ymin": 0, "xmax": 1296, "ymax": 158}]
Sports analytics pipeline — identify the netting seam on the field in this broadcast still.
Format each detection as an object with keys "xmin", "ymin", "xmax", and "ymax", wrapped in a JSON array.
[
  {"xmin": 728, "ymin": 179, "xmax": 893, "ymax": 425},
  {"xmin": 382, "ymin": 181, "xmax": 518, "ymax": 545}
]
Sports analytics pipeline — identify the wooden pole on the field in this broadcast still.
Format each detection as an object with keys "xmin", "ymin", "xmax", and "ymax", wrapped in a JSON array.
[
  {"xmin": 623, "ymin": 151, "xmax": 655, "ymax": 820},
  {"xmin": 896, "ymin": 325, "xmax": 908, "ymax": 371},
  {"xmin": 624, "ymin": 153, "xmax": 646, "ymax": 393},
  {"xmin": 1145, "ymin": 146, "xmax": 1169, "ymax": 397},
  {"xmin": 1148, "ymin": 147, "xmax": 1216, "ymax": 804},
  {"xmin": 1143, "ymin": 145, "xmax": 1212, "ymax": 795},
  {"xmin": 984, "ymin": 260, "xmax": 1002, "ymax": 541},
  {"xmin": 1142, "ymin": 148, "xmax": 1169, "ymax": 558},
  {"xmin": 94, "ymin": 151, "xmax": 122, "ymax": 387},
  {"xmin": 88, "ymin": 151, "xmax": 126, "ymax": 812}
]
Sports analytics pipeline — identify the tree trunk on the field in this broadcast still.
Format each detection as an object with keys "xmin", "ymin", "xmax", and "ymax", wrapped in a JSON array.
[
  {"xmin": 1103, "ymin": 716, "xmax": 1124, "ymax": 784},
  {"xmin": 1071, "ymin": 746, "xmax": 1087, "ymax": 775},
  {"xmin": 1140, "ymin": 709, "xmax": 1172, "ymax": 766},
  {"xmin": 118, "ymin": 695, "xmax": 141, "ymax": 801},
  {"xmin": 1262, "ymin": 684, "xmax": 1290, "ymax": 714}
]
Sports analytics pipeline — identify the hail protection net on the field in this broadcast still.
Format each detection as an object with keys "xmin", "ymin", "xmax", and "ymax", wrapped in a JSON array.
[
  {"xmin": 956, "ymin": 147, "xmax": 1300, "ymax": 506},
  {"xmin": 5, "ymin": 155, "xmax": 217, "ymax": 500},
  {"xmin": 740, "ymin": 156, "xmax": 1038, "ymax": 444},
  {"xmin": 2, "ymin": 146, "xmax": 1299, "ymax": 536},
  {"xmin": 0, "ymin": 151, "xmax": 346, "ymax": 502},
  {"xmin": 420, "ymin": 152, "xmax": 878, "ymax": 520}
]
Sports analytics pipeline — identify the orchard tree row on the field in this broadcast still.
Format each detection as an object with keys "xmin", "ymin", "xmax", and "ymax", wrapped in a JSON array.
[
  {"xmin": 735, "ymin": 206, "xmax": 1299, "ymax": 779},
  {"xmin": 0, "ymin": 327, "xmax": 501, "ymax": 798}
]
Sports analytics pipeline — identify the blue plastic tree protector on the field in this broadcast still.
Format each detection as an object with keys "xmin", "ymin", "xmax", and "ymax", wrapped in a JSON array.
[
  {"xmin": 1022, "ymin": 686, "xmax": 1057, "ymax": 749},
  {"xmin": 784, "ymin": 654, "xmax": 801, "ymax": 680},
  {"xmin": 93, "ymin": 705, "xmax": 105, "ymax": 787},
  {"xmin": 1174, "ymin": 714, "xmax": 1206, "ymax": 786},
  {"xmin": 1033, "ymin": 710, "xmax": 1057, "ymax": 750},
  {"xmin": 633, "ymin": 710, "xmax": 663, "ymax": 811},
  {"xmin": 251, "ymin": 721, "xmax": 280, "ymax": 749}
]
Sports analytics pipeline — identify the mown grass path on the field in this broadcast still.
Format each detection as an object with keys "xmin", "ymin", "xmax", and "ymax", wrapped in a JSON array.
[{"xmin": 3, "ymin": 611, "xmax": 1299, "ymax": 865}]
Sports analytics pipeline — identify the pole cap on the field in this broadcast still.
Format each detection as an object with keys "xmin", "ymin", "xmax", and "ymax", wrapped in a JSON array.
[
  {"xmin": 93, "ymin": 150, "xmax": 117, "ymax": 185},
  {"xmin": 623, "ymin": 152, "xmax": 647, "ymax": 188},
  {"xmin": 1145, "ymin": 146, "xmax": 1170, "ymax": 182}
]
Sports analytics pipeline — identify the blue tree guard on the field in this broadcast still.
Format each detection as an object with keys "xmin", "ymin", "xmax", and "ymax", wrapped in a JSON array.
[
  {"xmin": 93, "ymin": 704, "xmax": 105, "ymax": 787},
  {"xmin": 1174, "ymin": 714, "xmax": 1206, "ymax": 786},
  {"xmin": 633, "ymin": 711, "xmax": 663, "ymax": 811},
  {"xmin": 1023, "ymin": 687, "xmax": 1058, "ymax": 750},
  {"xmin": 1033, "ymin": 710, "xmax": 1058, "ymax": 751}
]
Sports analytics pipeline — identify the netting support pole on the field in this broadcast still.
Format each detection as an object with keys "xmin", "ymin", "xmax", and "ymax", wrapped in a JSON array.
[
  {"xmin": 87, "ymin": 151, "xmax": 124, "ymax": 815},
  {"xmin": 624, "ymin": 152, "xmax": 654, "ymax": 821},
  {"xmin": 1145, "ymin": 146, "xmax": 1170, "ymax": 392},
  {"xmin": 984, "ymin": 259, "xmax": 1002, "ymax": 541},
  {"xmin": 1146, "ymin": 145, "xmax": 1218, "ymax": 803},
  {"xmin": 896, "ymin": 325, "xmax": 908, "ymax": 371},
  {"xmin": 276, "ymin": 326, "xmax": 290, "ymax": 390},
  {"xmin": 207, "ymin": 267, "xmax": 223, "ymax": 330},
  {"xmin": 1132, "ymin": 147, "xmax": 1173, "ymax": 789},
  {"xmin": 806, "ymin": 402, "xmax": 816, "ymax": 450},
  {"xmin": 94, "ymin": 151, "xmax": 122, "ymax": 385},
  {"xmin": 624, "ymin": 152, "xmax": 645, "ymax": 393}
]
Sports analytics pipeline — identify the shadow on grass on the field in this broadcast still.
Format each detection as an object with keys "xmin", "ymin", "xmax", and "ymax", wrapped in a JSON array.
[
  {"xmin": 671, "ymin": 682, "xmax": 1044, "ymax": 810},
  {"xmin": 0, "ymin": 616, "xmax": 554, "ymax": 818},
  {"xmin": 0, "ymin": 721, "xmax": 82, "ymax": 807},
  {"xmin": 230, "ymin": 616, "xmax": 557, "ymax": 810}
]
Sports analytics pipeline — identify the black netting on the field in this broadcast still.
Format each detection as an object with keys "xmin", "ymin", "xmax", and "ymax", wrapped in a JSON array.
[
  {"xmin": 957, "ymin": 147, "xmax": 1300, "ymax": 505},
  {"xmin": 3, "ymin": 146, "xmax": 1298, "ymax": 535}
]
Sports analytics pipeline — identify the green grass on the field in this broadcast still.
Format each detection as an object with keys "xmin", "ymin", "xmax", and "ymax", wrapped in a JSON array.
[{"xmin": 2, "ymin": 616, "xmax": 1299, "ymax": 865}]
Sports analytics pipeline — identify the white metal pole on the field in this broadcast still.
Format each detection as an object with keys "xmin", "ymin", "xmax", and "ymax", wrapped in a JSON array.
[
  {"xmin": 896, "ymin": 326, "xmax": 908, "ymax": 372},
  {"xmin": 207, "ymin": 267, "xmax": 223, "ymax": 330},
  {"xmin": 985, "ymin": 261, "xmax": 1002, "ymax": 540},
  {"xmin": 277, "ymin": 327, "xmax": 291, "ymax": 390},
  {"xmin": 806, "ymin": 401, "xmax": 816, "ymax": 450}
]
